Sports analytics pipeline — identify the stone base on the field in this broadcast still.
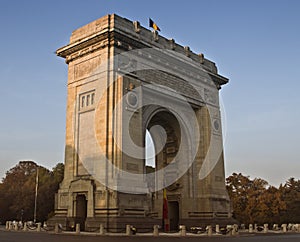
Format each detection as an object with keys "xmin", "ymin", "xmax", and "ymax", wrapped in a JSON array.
[
  {"xmin": 47, "ymin": 215, "xmax": 161, "ymax": 232},
  {"xmin": 47, "ymin": 215, "xmax": 71, "ymax": 231},
  {"xmin": 86, "ymin": 216, "xmax": 161, "ymax": 232}
]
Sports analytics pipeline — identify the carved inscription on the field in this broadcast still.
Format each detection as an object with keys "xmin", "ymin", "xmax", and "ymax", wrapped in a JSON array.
[{"xmin": 75, "ymin": 56, "xmax": 101, "ymax": 80}]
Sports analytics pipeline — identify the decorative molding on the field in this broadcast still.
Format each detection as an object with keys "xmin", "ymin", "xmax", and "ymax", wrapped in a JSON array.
[
  {"xmin": 199, "ymin": 53, "xmax": 205, "ymax": 64},
  {"xmin": 74, "ymin": 56, "xmax": 101, "ymax": 80},
  {"xmin": 152, "ymin": 30, "xmax": 159, "ymax": 42},
  {"xmin": 133, "ymin": 21, "xmax": 141, "ymax": 33},
  {"xmin": 169, "ymin": 38, "xmax": 176, "ymax": 50},
  {"xmin": 184, "ymin": 46, "xmax": 191, "ymax": 57},
  {"xmin": 66, "ymin": 41, "xmax": 105, "ymax": 63}
]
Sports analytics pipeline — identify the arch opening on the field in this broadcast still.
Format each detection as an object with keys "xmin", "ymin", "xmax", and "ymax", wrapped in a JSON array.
[
  {"xmin": 144, "ymin": 110, "xmax": 182, "ymax": 191},
  {"xmin": 145, "ymin": 129, "xmax": 155, "ymax": 169}
]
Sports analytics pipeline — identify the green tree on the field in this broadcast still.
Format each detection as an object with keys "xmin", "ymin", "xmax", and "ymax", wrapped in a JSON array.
[
  {"xmin": 0, "ymin": 161, "xmax": 37, "ymax": 221},
  {"xmin": 39, "ymin": 163, "xmax": 64, "ymax": 220},
  {"xmin": 280, "ymin": 178, "xmax": 300, "ymax": 223},
  {"xmin": 0, "ymin": 161, "xmax": 64, "ymax": 222}
]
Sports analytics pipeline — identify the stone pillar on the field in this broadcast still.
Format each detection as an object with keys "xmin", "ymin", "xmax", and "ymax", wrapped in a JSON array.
[
  {"xmin": 232, "ymin": 224, "xmax": 238, "ymax": 236},
  {"xmin": 8, "ymin": 221, "xmax": 13, "ymax": 231},
  {"xmin": 37, "ymin": 223, "xmax": 42, "ymax": 232},
  {"xmin": 75, "ymin": 224, "xmax": 80, "ymax": 234},
  {"xmin": 282, "ymin": 224, "xmax": 287, "ymax": 233},
  {"xmin": 153, "ymin": 225, "xmax": 159, "ymax": 236},
  {"xmin": 180, "ymin": 225, "xmax": 186, "ymax": 236},
  {"xmin": 263, "ymin": 224, "xmax": 268, "ymax": 233},
  {"xmin": 23, "ymin": 222, "xmax": 27, "ymax": 231},
  {"xmin": 99, "ymin": 224, "xmax": 105, "ymax": 235},
  {"xmin": 207, "ymin": 225, "xmax": 212, "ymax": 236},
  {"xmin": 249, "ymin": 224, "xmax": 253, "ymax": 233},
  {"xmin": 14, "ymin": 222, "xmax": 18, "ymax": 231},
  {"xmin": 216, "ymin": 224, "xmax": 220, "ymax": 233},
  {"xmin": 126, "ymin": 225, "xmax": 131, "ymax": 235},
  {"xmin": 254, "ymin": 224, "xmax": 258, "ymax": 232},
  {"xmin": 55, "ymin": 223, "xmax": 59, "ymax": 233}
]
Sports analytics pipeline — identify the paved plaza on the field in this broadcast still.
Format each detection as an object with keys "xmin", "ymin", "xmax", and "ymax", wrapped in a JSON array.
[{"xmin": 1, "ymin": 228, "xmax": 300, "ymax": 242}]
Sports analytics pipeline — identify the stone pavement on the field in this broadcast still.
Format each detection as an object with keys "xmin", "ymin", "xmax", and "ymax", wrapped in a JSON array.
[{"xmin": 1, "ymin": 229, "xmax": 300, "ymax": 242}]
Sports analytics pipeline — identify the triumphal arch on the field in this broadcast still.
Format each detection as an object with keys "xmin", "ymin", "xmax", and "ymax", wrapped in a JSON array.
[{"xmin": 49, "ymin": 14, "xmax": 232, "ymax": 231}]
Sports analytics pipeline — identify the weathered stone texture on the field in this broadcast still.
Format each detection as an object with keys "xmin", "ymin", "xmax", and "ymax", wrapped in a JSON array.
[{"xmin": 48, "ymin": 14, "xmax": 233, "ymax": 231}]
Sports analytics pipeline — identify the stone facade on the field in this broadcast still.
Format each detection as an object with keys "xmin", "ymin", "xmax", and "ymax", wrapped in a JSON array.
[{"xmin": 48, "ymin": 14, "xmax": 233, "ymax": 231}]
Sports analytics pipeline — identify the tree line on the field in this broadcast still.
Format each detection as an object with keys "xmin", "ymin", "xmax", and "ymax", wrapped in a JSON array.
[
  {"xmin": 0, "ymin": 161, "xmax": 64, "ymax": 223},
  {"xmin": 226, "ymin": 173, "xmax": 300, "ymax": 225}
]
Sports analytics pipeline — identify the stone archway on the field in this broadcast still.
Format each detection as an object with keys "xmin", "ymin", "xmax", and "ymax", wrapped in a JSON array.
[
  {"xmin": 145, "ymin": 109, "xmax": 182, "ymax": 191},
  {"xmin": 143, "ymin": 107, "xmax": 190, "ymax": 229},
  {"xmin": 51, "ymin": 14, "xmax": 233, "ymax": 231}
]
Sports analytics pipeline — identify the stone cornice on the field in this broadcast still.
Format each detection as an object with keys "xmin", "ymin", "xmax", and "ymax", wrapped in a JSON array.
[
  {"xmin": 207, "ymin": 72, "xmax": 229, "ymax": 88},
  {"xmin": 56, "ymin": 31, "xmax": 109, "ymax": 63},
  {"xmin": 56, "ymin": 14, "xmax": 228, "ymax": 86}
]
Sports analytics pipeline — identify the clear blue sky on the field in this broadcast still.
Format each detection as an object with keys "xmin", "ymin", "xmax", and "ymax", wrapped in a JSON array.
[{"xmin": 0, "ymin": 0, "xmax": 299, "ymax": 186}]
